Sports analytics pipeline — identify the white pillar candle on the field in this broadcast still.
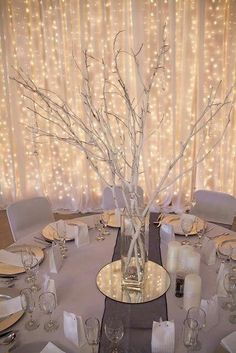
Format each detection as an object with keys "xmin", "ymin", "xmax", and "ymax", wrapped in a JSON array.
[
  {"xmin": 183, "ymin": 273, "xmax": 202, "ymax": 311},
  {"xmin": 166, "ymin": 240, "xmax": 181, "ymax": 273},
  {"xmin": 185, "ymin": 250, "xmax": 201, "ymax": 275},
  {"xmin": 177, "ymin": 245, "xmax": 194, "ymax": 273}
]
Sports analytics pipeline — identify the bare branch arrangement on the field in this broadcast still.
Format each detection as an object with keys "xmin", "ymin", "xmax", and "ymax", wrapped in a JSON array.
[{"xmin": 11, "ymin": 31, "xmax": 234, "ymax": 279}]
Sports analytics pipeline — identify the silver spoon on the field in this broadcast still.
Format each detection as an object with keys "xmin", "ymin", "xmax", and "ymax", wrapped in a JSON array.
[{"xmin": 0, "ymin": 332, "xmax": 16, "ymax": 345}]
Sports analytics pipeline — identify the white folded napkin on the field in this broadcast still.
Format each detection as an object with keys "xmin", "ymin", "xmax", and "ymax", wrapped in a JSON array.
[
  {"xmin": 48, "ymin": 243, "xmax": 63, "ymax": 274},
  {"xmin": 151, "ymin": 320, "xmax": 175, "ymax": 353},
  {"xmin": 221, "ymin": 331, "xmax": 236, "ymax": 353},
  {"xmin": 0, "ymin": 296, "xmax": 22, "ymax": 318},
  {"xmin": 73, "ymin": 222, "xmax": 89, "ymax": 248},
  {"xmin": 216, "ymin": 263, "xmax": 228, "ymax": 297},
  {"xmin": 43, "ymin": 275, "xmax": 57, "ymax": 305},
  {"xmin": 63, "ymin": 311, "xmax": 86, "ymax": 348},
  {"xmin": 0, "ymin": 249, "xmax": 23, "ymax": 267},
  {"xmin": 40, "ymin": 342, "xmax": 65, "ymax": 353},
  {"xmin": 201, "ymin": 295, "xmax": 219, "ymax": 330},
  {"xmin": 201, "ymin": 237, "xmax": 216, "ymax": 265},
  {"xmin": 160, "ymin": 224, "xmax": 175, "ymax": 245}
]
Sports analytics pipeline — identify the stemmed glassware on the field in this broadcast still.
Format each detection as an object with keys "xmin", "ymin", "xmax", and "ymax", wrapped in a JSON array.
[
  {"xmin": 21, "ymin": 247, "xmax": 34, "ymax": 283},
  {"xmin": 186, "ymin": 307, "xmax": 206, "ymax": 350},
  {"xmin": 194, "ymin": 219, "xmax": 206, "ymax": 248},
  {"xmin": 101, "ymin": 212, "xmax": 111, "ymax": 236},
  {"xmin": 55, "ymin": 221, "xmax": 67, "ymax": 258},
  {"xmin": 39, "ymin": 291, "xmax": 59, "ymax": 332},
  {"xmin": 104, "ymin": 316, "xmax": 124, "ymax": 353},
  {"xmin": 222, "ymin": 272, "xmax": 236, "ymax": 315},
  {"xmin": 183, "ymin": 318, "xmax": 199, "ymax": 352},
  {"xmin": 95, "ymin": 219, "xmax": 105, "ymax": 241},
  {"xmin": 29, "ymin": 256, "xmax": 41, "ymax": 292},
  {"xmin": 20, "ymin": 288, "xmax": 39, "ymax": 331},
  {"xmin": 84, "ymin": 317, "xmax": 100, "ymax": 353},
  {"xmin": 181, "ymin": 216, "xmax": 194, "ymax": 245}
]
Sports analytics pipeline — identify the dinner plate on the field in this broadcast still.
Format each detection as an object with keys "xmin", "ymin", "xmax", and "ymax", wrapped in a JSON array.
[
  {"xmin": 160, "ymin": 214, "xmax": 204, "ymax": 235},
  {"xmin": 0, "ymin": 245, "xmax": 44, "ymax": 276},
  {"xmin": 218, "ymin": 239, "xmax": 236, "ymax": 260},
  {"xmin": 107, "ymin": 213, "xmax": 120, "ymax": 228},
  {"xmin": 42, "ymin": 224, "xmax": 74, "ymax": 242},
  {"xmin": 0, "ymin": 287, "xmax": 24, "ymax": 332}
]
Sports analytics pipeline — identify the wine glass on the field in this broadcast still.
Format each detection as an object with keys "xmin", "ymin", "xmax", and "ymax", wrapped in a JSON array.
[
  {"xmin": 55, "ymin": 221, "xmax": 67, "ymax": 258},
  {"xmin": 194, "ymin": 219, "xmax": 206, "ymax": 248},
  {"xmin": 104, "ymin": 316, "xmax": 124, "ymax": 353},
  {"xmin": 21, "ymin": 247, "xmax": 34, "ymax": 283},
  {"xmin": 39, "ymin": 291, "xmax": 59, "ymax": 332},
  {"xmin": 183, "ymin": 318, "xmax": 199, "ymax": 352},
  {"xmin": 101, "ymin": 212, "xmax": 111, "ymax": 235},
  {"xmin": 223, "ymin": 272, "xmax": 236, "ymax": 313},
  {"xmin": 181, "ymin": 215, "xmax": 194, "ymax": 245},
  {"xmin": 84, "ymin": 317, "xmax": 100, "ymax": 353},
  {"xmin": 29, "ymin": 256, "xmax": 41, "ymax": 292},
  {"xmin": 186, "ymin": 307, "xmax": 206, "ymax": 350},
  {"xmin": 20, "ymin": 288, "xmax": 39, "ymax": 331},
  {"xmin": 95, "ymin": 219, "xmax": 105, "ymax": 241}
]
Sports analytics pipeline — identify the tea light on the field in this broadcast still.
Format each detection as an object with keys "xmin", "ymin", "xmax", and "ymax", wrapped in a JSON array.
[
  {"xmin": 177, "ymin": 245, "xmax": 194, "ymax": 273},
  {"xmin": 183, "ymin": 273, "xmax": 202, "ymax": 311},
  {"xmin": 166, "ymin": 240, "xmax": 181, "ymax": 273}
]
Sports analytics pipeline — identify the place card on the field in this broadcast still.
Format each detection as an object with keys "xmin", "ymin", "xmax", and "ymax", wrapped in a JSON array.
[
  {"xmin": 201, "ymin": 295, "xmax": 219, "ymax": 331},
  {"xmin": 43, "ymin": 275, "xmax": 57, "ymax": 305},
  {"xmin": 160, "ymin": 224, "xmax": 175, "ymax": 245},
  {"xmin": 74, "ymin": 223, "xmax": 89, "ymax": 248},
  {"xmin": 48, "ymin": 243, "xmax": 63, "ymax": 273},
  {"xmin": 40, "ymin": 342, "xmax": 65, "ymax": 353},
  {"xmin": 63, "ymin": 311, "xmax": 86, "ymax": 348},
  {"xmin": 151, "ymin": 319, "xmax": 175, "ymax": 353}
]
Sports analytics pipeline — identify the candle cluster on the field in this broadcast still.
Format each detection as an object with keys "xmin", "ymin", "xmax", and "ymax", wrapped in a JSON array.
[{"xmin": 0, "ymin": 0, "xmax": 235, "ymax": 210}]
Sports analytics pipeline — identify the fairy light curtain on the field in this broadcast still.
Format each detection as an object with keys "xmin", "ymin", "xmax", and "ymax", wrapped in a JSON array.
[{"xmin": 0, "ymin": 0, "xmax": 235, "ymax": 211}]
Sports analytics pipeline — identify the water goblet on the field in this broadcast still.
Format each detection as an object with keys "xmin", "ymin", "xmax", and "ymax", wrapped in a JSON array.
[
  {"xmin": 101, "ymin": 212, "xmax": 111, "ymax": 236},
  {"xmin": 39, "ymin": 291, "xmax": 59, "ymax": 332},
  {"xmin": 20, "ymin": 288, "xmax": 39, "ymax": 331},
  {"xmin": 84, "ymin": 317, "xmax": 100, "ymax": 353},
  {"xmin": 183, "ymin": 318, "xmax": 199, "ymax": 352},
  {"xmin": 21, "ymin": 247, "xmax": 34, "ymax": 283},
  {"xmin": 55, "ymin": 222, "xmax": 67, "ymax": 258},
  {"xmin": 95, "ymin": 219, "xmax": 105, "ymax": 241},
  {"xmin": 104, "ymin": 316, "xmax": 124, "ymax": 353},
  {"xmin": 223, "ymin": 272, "xmax": 236, "ymax": 313},
  {"xmin": 181, "ymin": 215, "xmax": 194, "ymax": 245},
  {"xmin": 186, "ymin": 307, "xmax": 206, "ymax": 350},
  {"xmin": 194, "ymin": 219, "xmax": 206, "ymax": 248},
  {"xmin": 29, "ymin": 256, "xmax": 41, "ymax": 292}
]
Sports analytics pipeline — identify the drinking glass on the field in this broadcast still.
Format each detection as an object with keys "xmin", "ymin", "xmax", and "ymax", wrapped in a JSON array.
[
  {"xmin": 84, "ymin": 317, "xmax": 100, "ymax": 353},
  {"xmin": 95, "ymin": 219, "xmax": 105, "ymax": 241},
  {"xmin": 29, "ymin": 256, "xmax": 41, "ymax": 292},
  {"xmin": 223, "ymin": 272, "xmax": 236, "ymax": 313},
  {"xmin": 55, "ymin": 222, "xmax": 67, "ymax": 258},
  {"xmin": 186, "ymin": 307, "xmax": 206, "ymax": 350},
  {"xmin": 183, "ymin": 318, "xmax": 199, "ymax": 352},
  {"xmin": 104, "ymin": 316, "xmax": 124, "ymax": 353},
  {"xmin": 20, "ymin": 288, "xmax": 39, "ymax": 331},
  {"xmin": 101, "ymin": 212, "xmax": 111, "ymax": 235},
  {"xmin": 181, "ymin": 216, "xmax": 194, "ymax": 245},
  {"xmin": 39, "ymin": 291, "xmax": 59, "ymax": 332},
  {"xmin": 21, "ymin": 248, "xmax": 34, "ymax": 283},
  {"xmin": 194, "ymin": 219, "xmax": 206, "ymax": 248}
]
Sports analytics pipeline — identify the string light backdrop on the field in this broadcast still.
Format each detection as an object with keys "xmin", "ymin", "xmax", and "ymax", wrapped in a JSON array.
[{"xmin": 0, "ymin": 0, "xmax": 235, "ymax": 211}]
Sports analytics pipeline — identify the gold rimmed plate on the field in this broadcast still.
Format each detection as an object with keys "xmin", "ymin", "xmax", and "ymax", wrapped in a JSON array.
[
  {"xmin": 160, "ymin": 214, "xmax": 204, "ymax": 236},
  {"xmin": 0, "ymin": 245, "xmax": 44, "ymax": 276},
  {"xmin": 0, "ymin": 287, "xmax": 24, "ymax": 332},
  {"xmin": 218, "ymin": 239, "xmax": 236, "ymax": 260},
  {"xmin": 42, "ymin": 224, "xmax": 74, "ymax": 242},
  {"xmin": 107, "ymin": 213, "xmax": 120, "ymax": 228}
]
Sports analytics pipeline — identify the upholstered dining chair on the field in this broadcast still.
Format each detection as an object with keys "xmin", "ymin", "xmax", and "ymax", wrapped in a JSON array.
[
  {"xmin": 7, "ymin": 196, "xmax": 55, "ymax": 241},
  {"xmin": 190, "ymin": 189, "xmax": 236, "ymax": 226},
  {"xmin": 101, "ymin": 185, "xmax": 144, "ymax": 210}
]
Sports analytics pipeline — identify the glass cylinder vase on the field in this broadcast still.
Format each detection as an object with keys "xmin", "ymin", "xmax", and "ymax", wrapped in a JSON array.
[{"xmin": 120, "ymin": 209, "xmax": 149, "ymax": 289}]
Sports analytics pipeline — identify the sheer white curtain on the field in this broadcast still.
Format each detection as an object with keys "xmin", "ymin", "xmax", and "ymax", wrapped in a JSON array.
[{"xmin": 0, "ymin": 0, "xmax": 235, "ymax": 211}]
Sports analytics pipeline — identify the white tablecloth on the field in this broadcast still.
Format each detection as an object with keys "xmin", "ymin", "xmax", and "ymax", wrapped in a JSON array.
[{"xmin": 1, "ymin": 219, "xmax": 235, "ymax": 353}]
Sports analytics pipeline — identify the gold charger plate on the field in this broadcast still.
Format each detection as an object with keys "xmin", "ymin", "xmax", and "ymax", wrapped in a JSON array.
[
  {"xmin": 160, "ymin": 214, "xmax": 204, "ymax": 235},
  {"xmin": 218, "ymin": 239, "xmax": 236, "ymax": 260},
  {"xmin": 96, "ymin": 260, "xmax": 170, "ymax": 304},
  {"xmin": 0, "ymin": 287, "xmax": 24, "ymax": 332},
  {"xmin": 0, "ymin": 245, "xmax": 44, "ymax": 276},
  {"xmin": 107, "ymin": 213, "xmax": 120, "ymax": 228},
  {"xmin": 42, "ymin": 224, "xmax": 74, "ymax": 242}
]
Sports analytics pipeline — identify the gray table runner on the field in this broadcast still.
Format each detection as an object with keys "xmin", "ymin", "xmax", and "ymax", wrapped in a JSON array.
[{"xmin": 99, "ymin": 213, "xmax": 168, "ymax": 353}]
